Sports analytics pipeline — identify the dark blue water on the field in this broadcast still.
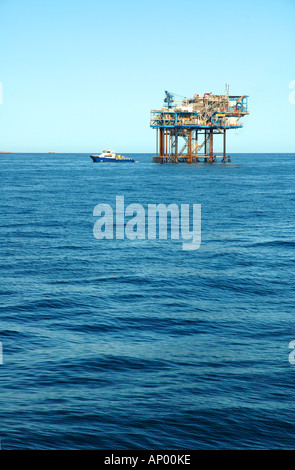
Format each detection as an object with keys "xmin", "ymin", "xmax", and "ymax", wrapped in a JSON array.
[{"xmin": 1, "ymin": 153, "xmax": 295, "ymax": 450}]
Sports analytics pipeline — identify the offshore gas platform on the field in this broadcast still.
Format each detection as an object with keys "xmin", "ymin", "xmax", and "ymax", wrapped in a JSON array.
[{"xmin": 150, "ymin": 87, "xmax": 249, "ymax": 163}]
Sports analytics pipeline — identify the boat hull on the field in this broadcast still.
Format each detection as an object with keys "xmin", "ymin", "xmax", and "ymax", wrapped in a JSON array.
[{"xmin": 90, "ymin": 156, "xmax": 135, "ymax": 163}]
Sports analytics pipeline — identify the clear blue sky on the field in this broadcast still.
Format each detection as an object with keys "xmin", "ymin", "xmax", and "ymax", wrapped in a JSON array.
[{"xmin": 0, "ymin": 0, "xmax": 294, "ymax": 153}]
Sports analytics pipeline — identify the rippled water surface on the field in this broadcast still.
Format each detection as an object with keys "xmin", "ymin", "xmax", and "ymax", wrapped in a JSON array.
[{"xmin": 1, "ymin": 153, "xmax": 295, "ymax": 449}]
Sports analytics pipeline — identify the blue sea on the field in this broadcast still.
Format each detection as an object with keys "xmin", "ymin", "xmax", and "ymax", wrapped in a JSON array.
[{"xmin": 0, "ymin": 152, "xmax": 295, "ymax": 450}]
